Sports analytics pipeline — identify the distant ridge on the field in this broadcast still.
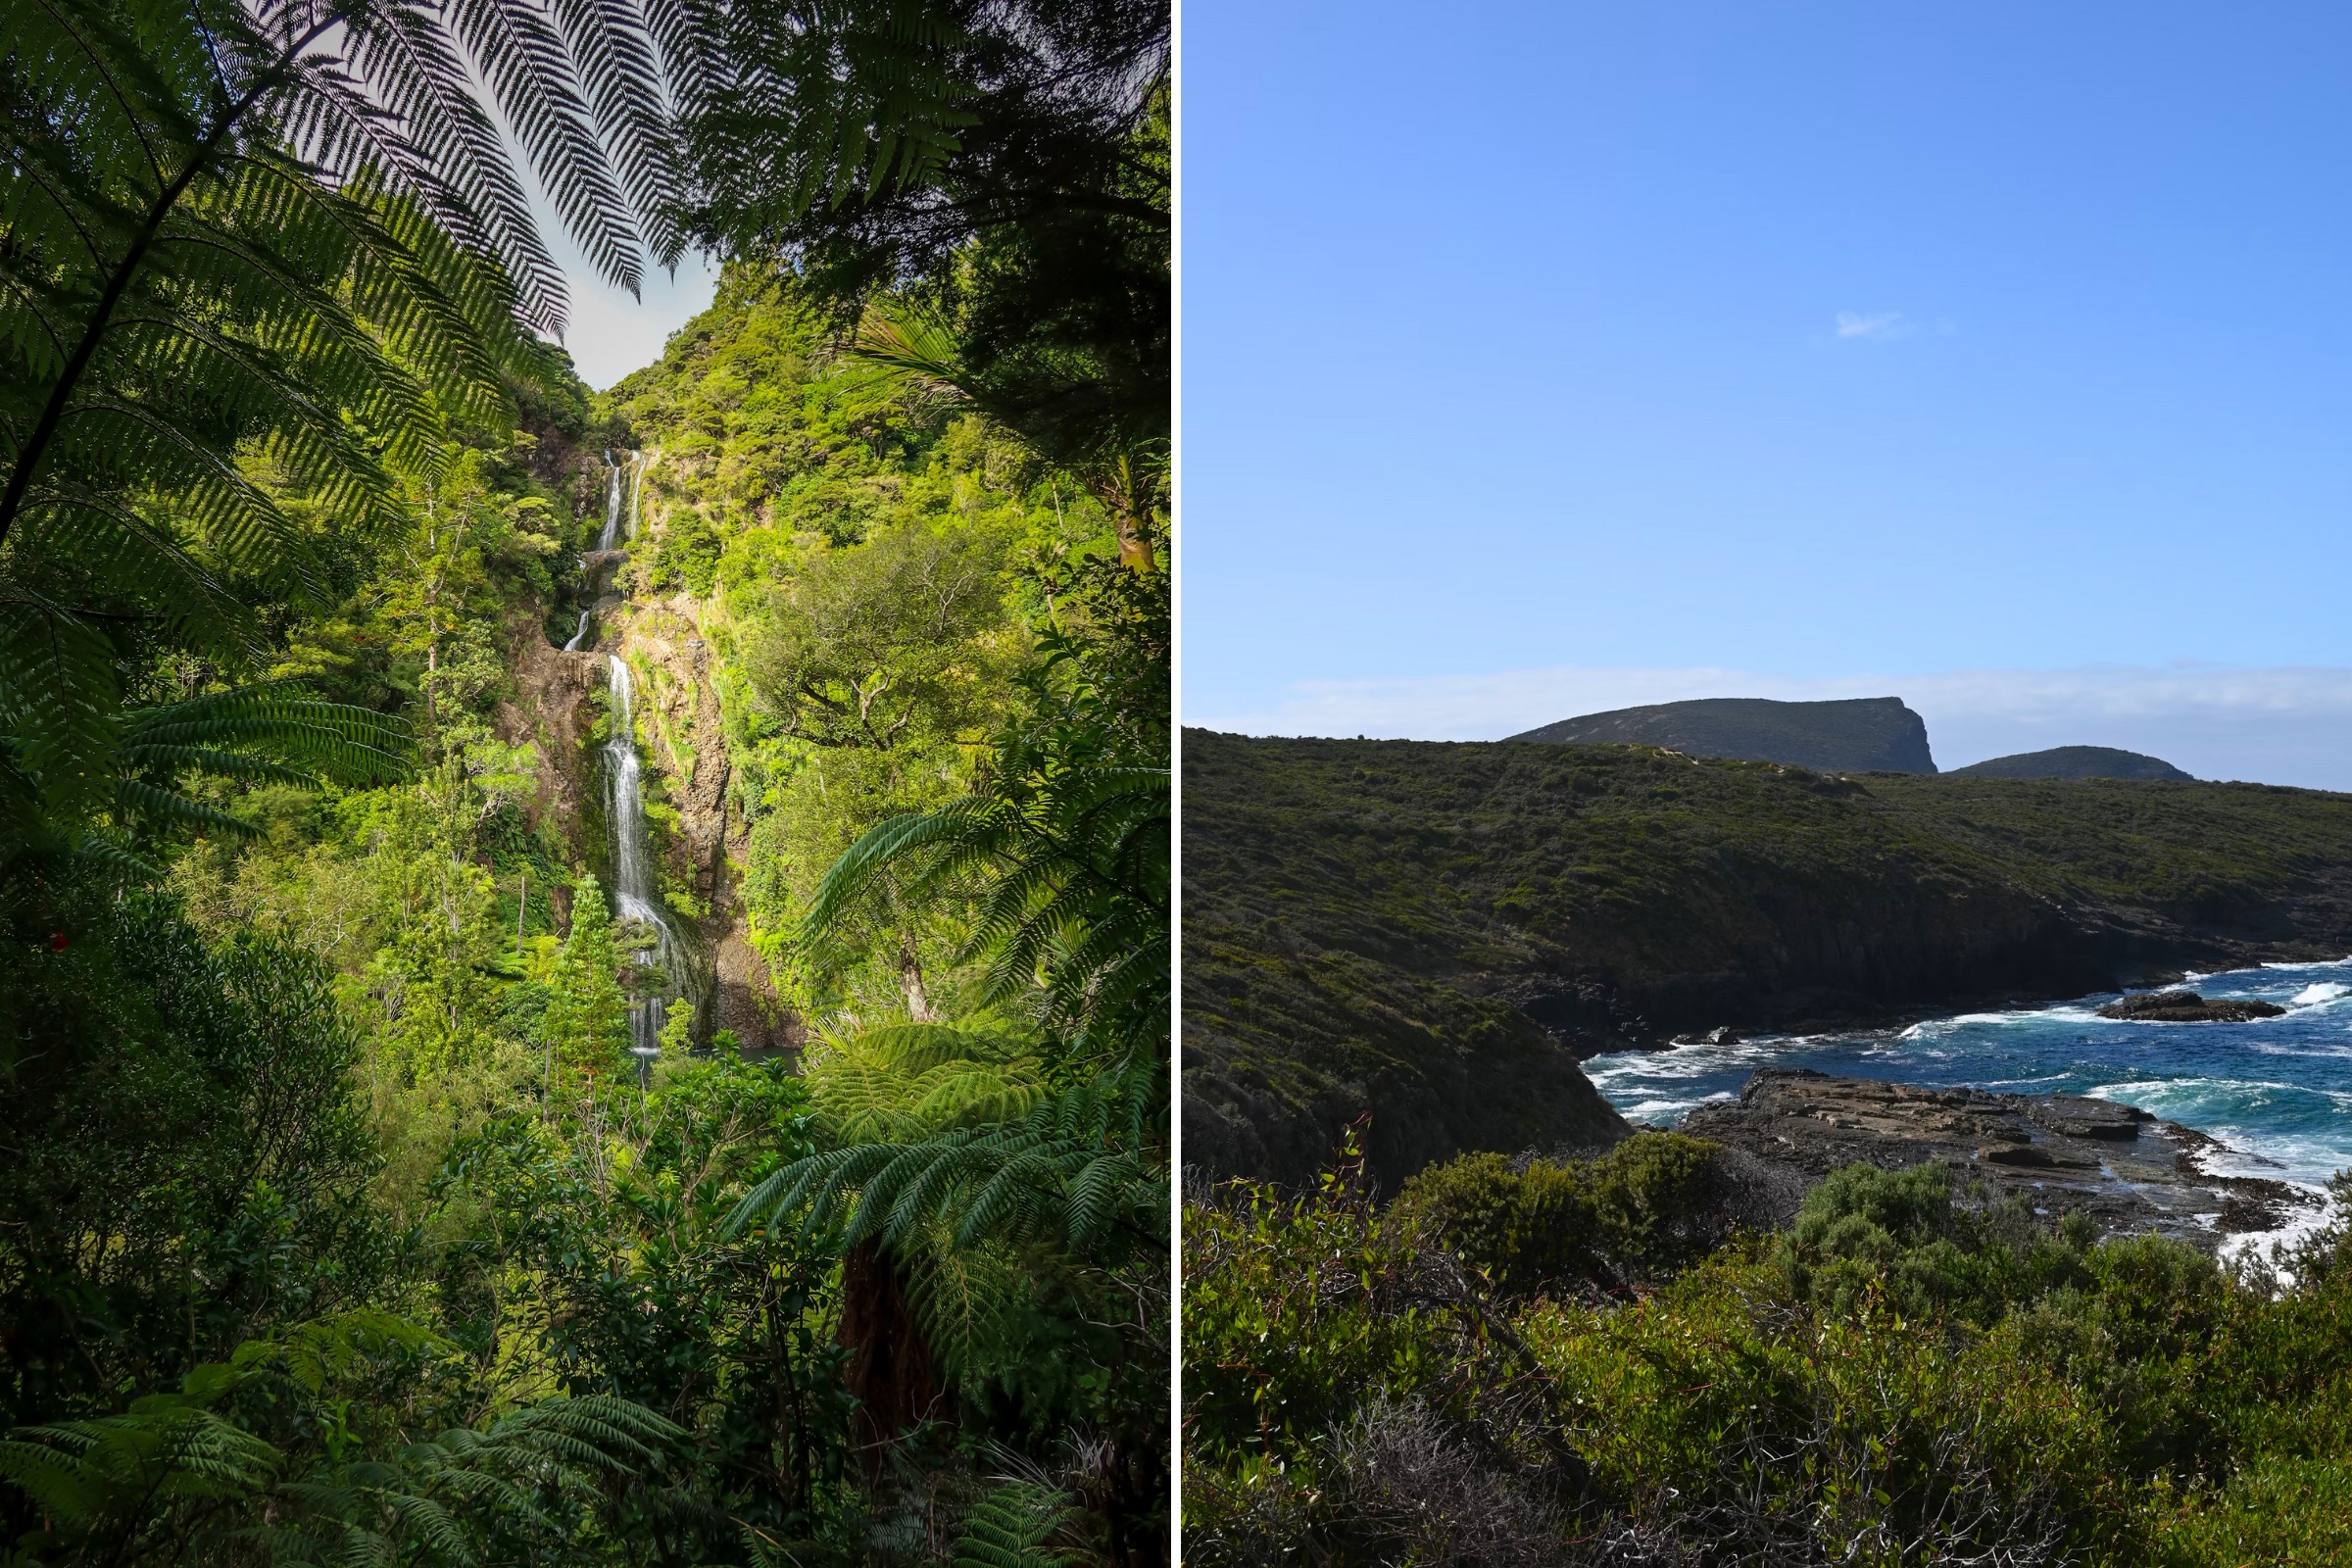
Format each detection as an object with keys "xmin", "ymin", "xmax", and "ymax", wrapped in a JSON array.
[
  {"xmin": 1949, "ymin": 746, "xmax": 2193, "ymax": 782},
  {"xmin": 1505, "ymin": 696, "xmax": 1936, "ymax": 774}
]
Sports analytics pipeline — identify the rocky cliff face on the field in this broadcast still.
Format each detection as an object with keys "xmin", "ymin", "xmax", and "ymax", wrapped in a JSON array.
[
  {"xmin": 495, "ymin": 606, "xmax": 606, "ymax": 867},
  {"xmin": 608, "ymin": 592, "xmax": 799, "ymax": 1058},
  {"xmin": 1507, "ymin": 696, "xmax": 1937, "ymax": 774}
]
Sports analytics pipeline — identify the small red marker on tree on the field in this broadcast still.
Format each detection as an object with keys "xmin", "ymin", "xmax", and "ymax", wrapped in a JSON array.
[{"xmin": 48, "ymin": 932, "xmax": 67, "ymax": 954}]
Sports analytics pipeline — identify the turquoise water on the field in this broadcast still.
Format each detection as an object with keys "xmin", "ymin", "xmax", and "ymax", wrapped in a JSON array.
[{"xmin": 1585, "ymin": 957, "xmax": 2352, "ymax": 1207}]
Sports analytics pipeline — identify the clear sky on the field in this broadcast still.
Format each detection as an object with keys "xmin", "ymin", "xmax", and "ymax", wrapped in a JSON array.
[
  {"xmin": 555, "ymin": 245, "xmax": 718, "ymax": 391},
  {"xmin": 1182, "ymin": 2, "xmax": 2352, "ymax": 786}
]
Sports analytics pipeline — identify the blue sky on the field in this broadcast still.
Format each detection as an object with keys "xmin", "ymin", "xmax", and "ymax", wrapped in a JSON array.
[{"xmin": 1182, "ymin": 2, "xmax": 2352, "ymax": 785}]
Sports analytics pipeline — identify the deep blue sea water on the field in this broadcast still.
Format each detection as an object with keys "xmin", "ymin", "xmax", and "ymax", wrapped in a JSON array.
[{"xmin": 1585, "ymin": 957, "xmax": 2352, "ymax": 1248}]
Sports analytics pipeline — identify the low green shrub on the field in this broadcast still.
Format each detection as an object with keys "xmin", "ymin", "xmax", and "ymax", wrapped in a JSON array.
[
  {"xmin": 1185, "ymin": 1148, "xmax": 2352, "ymax": 1567},
  {"xmin": 1391, "ymin": 1131, "xmax": 1732, "ymax": 1295}
]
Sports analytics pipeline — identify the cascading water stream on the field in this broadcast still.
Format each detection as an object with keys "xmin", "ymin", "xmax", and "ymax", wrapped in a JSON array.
[
  {"xmin": 597, "ymin": 451, "xmax": 627, "ymax": 551},
  {"xmin": 564, "ymin": 453, "xmax": 638, "ymax": 659},
  {"xmin": 604, "ymin": 654, "xmax": 679, "ymax": 1058}
]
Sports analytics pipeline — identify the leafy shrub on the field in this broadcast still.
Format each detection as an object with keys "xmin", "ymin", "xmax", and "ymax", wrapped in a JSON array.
[{"xmin": 1393, "ymin": 1132, "xmax": 1733, "ymax": 1295}]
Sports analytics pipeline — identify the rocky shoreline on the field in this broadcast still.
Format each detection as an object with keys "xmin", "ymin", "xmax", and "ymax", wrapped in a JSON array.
[{"xmin": 1682, "ymin": 1068, "xmax": 2319, "ymax": 1248}]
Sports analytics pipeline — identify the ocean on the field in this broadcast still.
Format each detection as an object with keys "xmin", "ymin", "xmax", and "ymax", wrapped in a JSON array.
[{"xmin": 1584, "ymin": 957, "xmax": 2352, "ymax": 1252}]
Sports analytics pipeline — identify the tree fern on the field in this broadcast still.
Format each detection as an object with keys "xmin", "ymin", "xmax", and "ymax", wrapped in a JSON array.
[
  {"xmin": 1, "ymin": 0, "xmax": 673, "ymax": 838},
  {"xmin": 897, "ymin": 1223, "xmax": 1026, "ymax": 1387},
  {"xmin": 802, "ymin": 682, "xmax": 1169, "ymax": 1062},
  {"xmin": 804, "ymin": 1021, "xmax": 1050, "ymax": 1144},
  {"xmin": 726, "ymin": 1055, "xmax": 1164, "ymax": 1257},
  {"xmin": 0, "ymin": 1312, "xmax": 684, "ymax": 1564}
]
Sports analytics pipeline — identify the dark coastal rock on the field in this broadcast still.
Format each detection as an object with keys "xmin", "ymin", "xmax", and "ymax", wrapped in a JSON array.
[
  {"xmin": 1670, "ymin": 1026, "xmax": 1744, "ymax": 1048},
  {"xmin": 2096, "ymin": 990, "xmax": 2286, "ymax": 1023},
  {"xmin": 1681, "ymin": 1068, "xmax": 2316, "ymax": 1247}
]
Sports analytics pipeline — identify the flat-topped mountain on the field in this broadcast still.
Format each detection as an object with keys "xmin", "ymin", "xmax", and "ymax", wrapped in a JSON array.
[
  {"xmin": 1949, "ymin": 745, "xmax": 2192, "ymax": 782},
  {"xmin": 1505, "ymin": 696, "xmax": 1936, "ymax": 773}
]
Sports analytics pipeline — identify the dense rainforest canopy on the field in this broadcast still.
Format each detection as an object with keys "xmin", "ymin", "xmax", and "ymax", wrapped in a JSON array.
[{"xmin": 0, "ymin": 1, "xmax": 1167, "ymax": 1564}]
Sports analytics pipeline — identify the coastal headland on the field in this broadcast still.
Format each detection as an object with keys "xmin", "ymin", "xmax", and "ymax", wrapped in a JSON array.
[{"xmin": 1183, "ymin": 728, "xmax": 2352, "ymax": 1194}]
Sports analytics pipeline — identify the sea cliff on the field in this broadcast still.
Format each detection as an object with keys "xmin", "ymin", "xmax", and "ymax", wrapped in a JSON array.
[{"xmin": 1183, "ymin": 729, "xmax": 2352, "ymax": 1189}]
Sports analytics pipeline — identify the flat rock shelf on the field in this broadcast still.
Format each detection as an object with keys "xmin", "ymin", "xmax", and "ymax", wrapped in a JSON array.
[{"xmin": 1682, "ymin": 1068, "xmax": 2318, "ymax": 1247}]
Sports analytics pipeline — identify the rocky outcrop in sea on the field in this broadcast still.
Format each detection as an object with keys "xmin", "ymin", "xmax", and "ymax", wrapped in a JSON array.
[{"xmin": 2095, "ymin": 990, "xmax": 2285, "ymax": 1023}]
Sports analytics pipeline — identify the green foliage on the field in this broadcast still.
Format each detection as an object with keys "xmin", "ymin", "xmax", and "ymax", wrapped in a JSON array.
[
  {"xmin": 0, "ymin": 878, "xmax": 384, "ymax": 1432},
  {"xmin": 1395, "ymin": 1132, "xmax": 1733, "ymax": 1296},
  {"xmin": 542, "ymin": 874, "xmax": 630, "ymax": 1085},
  {"xmin": 742, "ymin": 518, "xmax": 1013, "ymax": 751},
  {"xmin": 0, "ymin": 1310, "xmax": 683, "ymax": 1566},
  {"xmin": 429, "ymin": 1052, "xmax": 858, "ymax": 1556},
  {"xmin": 805, "ymin": 670, "xmax": 1169, "ymax": 1060},
  {"xmin": 948, "ymin": 1480, "xmax": 1074, "ymax": 1568},
  {"xmin": 667, "ymin": 0, "xmax": 1171, "ymax": 555},
  {"xmin": 0, "ymin": 0, "xmax": 671, "ymax": 841},
  {"xmin": 605, "ymin": 264, "xmax": 1109, "ymax": 1018},
  {"xmin": 1188, "ymin": 1137, "xmax": 2352, "ymax": 1568}
]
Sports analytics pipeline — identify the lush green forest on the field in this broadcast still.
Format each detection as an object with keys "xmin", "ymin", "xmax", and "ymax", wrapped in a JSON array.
[{"xmin": 0, "ymin": 1, "xmax": 1166, "ymax": 1564}]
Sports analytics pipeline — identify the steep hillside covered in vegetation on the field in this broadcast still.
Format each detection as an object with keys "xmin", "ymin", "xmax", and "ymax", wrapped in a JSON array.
[
  {"xmin": 588, "ymin": 268, "xmax": 1137, "ymax": 1044},
  {"xmin": 1184, "ymin": 728, "xmax": 2352, "ymax": 1188}
]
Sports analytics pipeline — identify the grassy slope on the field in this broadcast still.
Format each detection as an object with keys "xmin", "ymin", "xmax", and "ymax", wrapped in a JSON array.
[{"xmin": 1183, "ymin": 729, "xmax": 2352, "ymax": 1189}]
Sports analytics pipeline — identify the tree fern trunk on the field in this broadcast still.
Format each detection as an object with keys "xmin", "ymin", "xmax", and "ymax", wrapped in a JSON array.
[{"xmin": 837, "ymin": 1239, "xmax": 944, "ymax": 1478}]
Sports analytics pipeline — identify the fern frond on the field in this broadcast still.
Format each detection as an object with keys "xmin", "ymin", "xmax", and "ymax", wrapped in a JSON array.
[{"xmin": 951, "ymin": 1480, "xmax": 1074, "ymax": 1568}]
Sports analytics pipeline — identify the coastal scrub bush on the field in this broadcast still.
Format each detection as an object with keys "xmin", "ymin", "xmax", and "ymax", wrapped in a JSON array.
[
  {"xmin": 1524, "ymin": 1257, "xmax": 2132, "ymax": 1563},
  {"xmin": 1188, "ymin": 1135, "xmax": 2352, "ymax": 1567},
  {"xmin": 1392, "ymin": 1132, "xmax": 1732, "ymax": 1296},
  {"xmin": 1183, "ymin": 1144, "xmax": 2148, "ymax": 1567}
]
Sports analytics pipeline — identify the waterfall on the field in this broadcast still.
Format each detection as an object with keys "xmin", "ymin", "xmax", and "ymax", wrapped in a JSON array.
[
  {"xmin": 604, "ymin": 654, "xmax": 679, "ymax": 1059},
  {"xmin": 563, "ymin": 610, "xmax": 592, "ymax": 652},
  {"xmin": 592, "ymin": 453, "xmax": 620, "ymax": 552},
  {"xmin": 596, "ymin": 449, "xmax": 640, "ymax": 553}
]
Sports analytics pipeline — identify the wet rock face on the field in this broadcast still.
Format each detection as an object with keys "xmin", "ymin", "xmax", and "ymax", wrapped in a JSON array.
[
  {"xmin": 615, "ymin": 602, "xmax": 802, "ymax": 1060},
  {"xmin": 2095, "ymin": 990, "xmax": 2286, "ymax": 1023},
  {"xmin": 1680, "ymin": 1068, "xmax": 2316, "ymax": 1248},
  {"xmin": 495, "ymin": 605, "xmax": 606, "ymax": 858}
]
